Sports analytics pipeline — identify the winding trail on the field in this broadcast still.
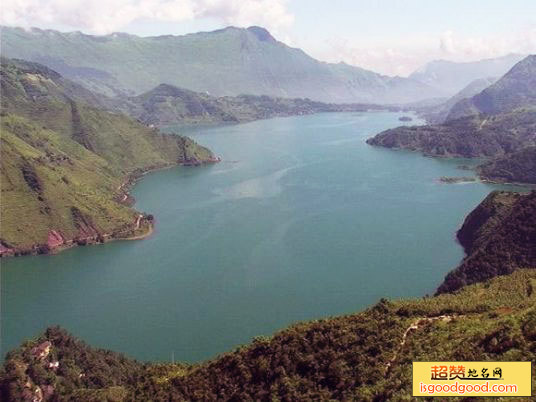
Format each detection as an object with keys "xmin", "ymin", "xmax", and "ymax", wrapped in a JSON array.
[
  {"xmin": 135, "ymin": 214, "xmax": 142, "ymax": 230},
  {"xmin": 385, "ymin": 314, "xmax": 463, "ymax": 376}
]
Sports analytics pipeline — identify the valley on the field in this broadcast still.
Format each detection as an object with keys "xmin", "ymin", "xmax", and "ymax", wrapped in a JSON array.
[{"xmin": 0, "ymin": 13, "xmax": 535, "ymax": 401}]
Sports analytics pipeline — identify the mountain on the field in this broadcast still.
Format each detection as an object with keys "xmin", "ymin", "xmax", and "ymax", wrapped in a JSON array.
[
  {"xmin": 118, "ymin": 83, "xmax": 397, "ymax": 127},
  {"xmin": 3, "ymin": 268, "xmax": 536, "ymax": 400},
  {"xmin": 0, "ymin": 58, "xmax": 215, "ymax": 256},
  {"xmin": 437, "ymin": 191, "xmax": 536, "ymax": 294},
  {"xmin": 366, "ymin": 108, "xmax": 536, "ymax": 158},
  {"xmin": 409, "ymin": 53, "xmax": 525, "ymax": 95},
  {"xmin": 447, "ymin": 55, "xmax": 536, "ymax": 121},
  {"xmin": 416, "ymin": 77, "xmax": 496, "ymax": 124},
  {"xmin": 478, "ymin": 146, "xmax": 536, "ymax": 185},
  {"xmin": 367, "ymin": 56, "xmax": 536, "ymax": 158},
  {"xmin": 0, "ymin": 25, "xmax": 440, "ymax": 104}
]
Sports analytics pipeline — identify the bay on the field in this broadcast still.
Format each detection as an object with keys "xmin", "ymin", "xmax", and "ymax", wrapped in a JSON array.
[{"xmin": 1, "ymin": 112, "xmax": 520, "ymax": 362}]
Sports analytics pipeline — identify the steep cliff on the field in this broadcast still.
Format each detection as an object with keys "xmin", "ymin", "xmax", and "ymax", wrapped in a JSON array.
[{"xmin": 437, "ymin": 191, "xmax": 536, "ymax": 294}]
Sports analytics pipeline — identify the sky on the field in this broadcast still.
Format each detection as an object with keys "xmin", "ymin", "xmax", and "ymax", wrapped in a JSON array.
[{"xmin": 1, "ymin": 0, "xmax": 536, "ymax": 76}]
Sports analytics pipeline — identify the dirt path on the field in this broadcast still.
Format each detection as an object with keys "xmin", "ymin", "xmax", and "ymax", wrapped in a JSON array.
[
  {"xmin": 135, "ymin": 214, "xmax": 142, "ymax": 229},
  {"xmin": 385, "ymin": 314, "xmax": 462, "ymax": 376}
]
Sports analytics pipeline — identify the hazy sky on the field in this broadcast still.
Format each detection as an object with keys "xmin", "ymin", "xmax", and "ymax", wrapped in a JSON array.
[{"xmin": 2, "ymin": 0, "xmax": 535, "ymax": 76}]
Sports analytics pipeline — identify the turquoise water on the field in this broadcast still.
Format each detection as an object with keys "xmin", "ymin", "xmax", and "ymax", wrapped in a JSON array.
[{"xmin": 1, "ymin": 112, "xmax": 519, "ymax": 362}]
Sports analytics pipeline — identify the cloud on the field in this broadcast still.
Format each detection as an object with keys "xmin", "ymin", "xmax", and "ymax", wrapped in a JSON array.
[
  {"xmin": 439, "ymin": 30, "xmax": 455, "ymax": 54},
  {"xmin": 437, "ymin": 27, "xmax": 536, "ymax": 60},
  {"xmin": 0, "ymin": 0, "xmax": 294, "ymax": 35},
  {"xmin": 307, "ymin": 26, "xmax": 536, "ymax": 76}
]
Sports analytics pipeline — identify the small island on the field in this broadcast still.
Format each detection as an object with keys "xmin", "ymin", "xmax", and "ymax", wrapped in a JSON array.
[
  {"xmin": 439, "ymin": 176, "xmax": 477, "ymax": 184},
  {"xmin": 398, "ymin": 116, "xmax": 413, "ymax": 122}
]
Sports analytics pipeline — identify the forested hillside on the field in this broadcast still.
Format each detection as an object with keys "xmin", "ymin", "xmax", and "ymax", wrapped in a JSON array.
[{"xmin": 2, "ymin": 270, "xmax": 536, "ymax": 400}]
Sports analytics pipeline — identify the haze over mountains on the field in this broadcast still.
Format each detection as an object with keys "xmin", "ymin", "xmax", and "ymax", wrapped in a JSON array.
[
  {"xmin": 0, "ymin": 25, "xmax": 524, "ymax": 105},
  {"xmin": 408, "ymin": 53, "xmax": 526, "ymax": 95}
]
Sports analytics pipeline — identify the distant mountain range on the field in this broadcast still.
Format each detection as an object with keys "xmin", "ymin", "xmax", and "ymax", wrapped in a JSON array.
[
  {"xmin": 0, "ymin": 25, "xmax": 488, "ymax": 104},
  {"xmin": 409, "ymin": 53, "xmax": 525, "ymax": 96}
]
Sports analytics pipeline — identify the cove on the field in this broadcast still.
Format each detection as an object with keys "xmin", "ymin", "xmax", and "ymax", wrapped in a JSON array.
[{"xmin": 0, "ymin": 112, "xmax": 521, "ymax": 363}]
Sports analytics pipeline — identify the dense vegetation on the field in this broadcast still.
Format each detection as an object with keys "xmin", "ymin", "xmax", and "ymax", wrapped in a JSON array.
[
  {"xmin": 0, "ymin": 58, "xmax": 214, "ymax": 255},
  {"xmin": 478, "ymin": 146, "xmax": 536, "ymax": 184},
  {"xmin": 437, "ymin": 191, "xmax": 536, "ymax": 294},
  {"xmin": 366, "ymin": 108, "xmax": 536, "ymax": 158},
  {"xmin": 117, "ymin": 83, "xmax": 397, "ymax": 127},
  {"xmin": 2, "ymin": 269, "xmax": 536, "ymax": 400},
  {"xmin": 0, "ymin": 25, "xmax": 439, "ymax": 104}
]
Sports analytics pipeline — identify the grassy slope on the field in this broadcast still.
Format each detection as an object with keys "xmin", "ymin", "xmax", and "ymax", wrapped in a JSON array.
[
  {"xmin": 0, "ymin": 59, "xmax": 213, "ymax": 252},
  {"xmin": 2, "ymin": 270, "xmax": 536, "ymax": 401}
]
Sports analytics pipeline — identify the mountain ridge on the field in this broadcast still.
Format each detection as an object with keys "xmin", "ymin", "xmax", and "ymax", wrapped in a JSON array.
[
  {"xmin": 409, "ymin": 53, "xmax": 525, "ymax": 95},
  {"xmin": 0, "ymin": 25, "xmax": 440, "ymax": 104}
]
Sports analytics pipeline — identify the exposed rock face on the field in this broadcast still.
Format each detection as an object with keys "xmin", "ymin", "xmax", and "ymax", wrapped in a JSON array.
[
  {"xmin": 437, "ymin": 191, "xmax": 536, "ymax": 294},
  {"xmin": 46, "ymin": 231, "xmax": 64, "ymax": 249}
]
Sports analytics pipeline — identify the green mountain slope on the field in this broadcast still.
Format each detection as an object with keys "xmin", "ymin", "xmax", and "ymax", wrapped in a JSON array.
[
  {"xmin": 0, "ymin": 26, "xmax": 440, "ymax": 104},
  {"xmin": 2, "ymin": 269, "xmax": 536, "ymax": 400},
  {"xmin": 0, "ymin": 59, "xmax": 215, "ymax": 255},
  {"xmin": 437, "ymin": 191, "xmax": 536, "ymax": 294}
]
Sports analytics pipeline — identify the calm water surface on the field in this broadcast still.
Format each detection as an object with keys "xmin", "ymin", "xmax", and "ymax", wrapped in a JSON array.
[{"xmin": 1, "ymin": 112, "xmax": 521, "ymax": 362}]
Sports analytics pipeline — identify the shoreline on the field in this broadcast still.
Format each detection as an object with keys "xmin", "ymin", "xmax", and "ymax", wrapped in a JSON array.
[{"xmin": 0, "ymin": 158, "xmax": 218, "ymax": 259}]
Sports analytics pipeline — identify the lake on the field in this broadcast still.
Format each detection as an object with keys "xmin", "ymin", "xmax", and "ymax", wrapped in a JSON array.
[{"xmin": 0, "ymin": 112, "xmax": 519, "ymax": 362}]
